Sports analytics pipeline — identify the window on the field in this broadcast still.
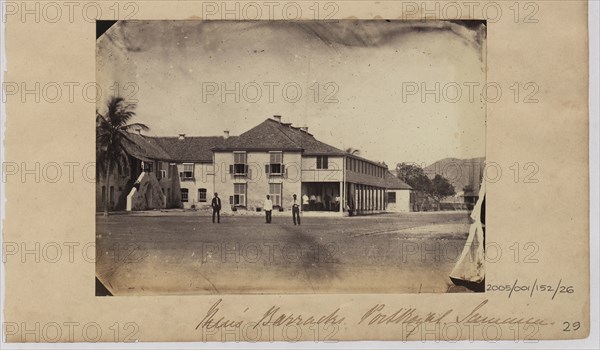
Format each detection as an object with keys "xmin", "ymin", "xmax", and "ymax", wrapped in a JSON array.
[
  {"xmin": 101, "ymin": 186, "xmax": 106, "ymax": 204},
  {"xmin": 158, "ymin": 161, "xmax": 168, "ymax": 179},
  {"xmin": 181, "ymin": 189, "xmax": 189, "ymax": 202},
  {"xmin": 388, "ymin": 192, "xmax": 396, "ymax": 203},
  {"xmin": 109, "ymin": 186, "xmax": 115, "ymax": 204},
  {"xmin": 181, "ymin": 163, "xmax": 194, "ymax": 180},
  {"xmin": 233, "ymin": 152, "xmax": 247, "ymax": 175},
  {"xmin": 232, "ymin": 183, "xmax": 246, "ymax": 206},
  {"xmin": 144, "ymin": 162, "xmax": 154, "ymax": 173},
  {"xmin": 198, "ymin": 188, "xmax": 207, "ymax": 202},
  {"xmin": 316, "ymin": 156, "xmax": 329, "ymax": 169},
  {"xmin": 269, "ymin": 183, "xmax": 282, "ymax": 207},
  {"xmin": 269, "ymin": 152, "xmax": 283, "ymax": 174}
]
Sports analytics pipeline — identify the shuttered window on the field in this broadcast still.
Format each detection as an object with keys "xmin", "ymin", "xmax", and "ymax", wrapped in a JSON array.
[
  {"xmin": 233, "ymin": 183, "xmax": 246, "ymax": 206},
  {"xmin": 233, "ymin": 152, "xmax": 247, "ymax": 175},
  {"xmin": 269, "ymin": 152, "xmax": 283, "ymax": 174},
  {"xmin": 182, "ymin": 163, "xmax": 194, "ymax": 180},
  {"xmin": 269, "ymin": 183, "xmax": 282, "ymax": 207}
]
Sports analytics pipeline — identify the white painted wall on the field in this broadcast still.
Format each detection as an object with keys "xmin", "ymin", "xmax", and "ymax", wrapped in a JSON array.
[
  {"xmin": 176, "ymin": 162, "xmax": 215, "ymax": 209},
  {"xmin": 387, "ymin": 189, "xmax": 411, "ymax": 212},
  {"xmin": 301, "ymin": 155, "xmax": 343, "ymax": 182}
]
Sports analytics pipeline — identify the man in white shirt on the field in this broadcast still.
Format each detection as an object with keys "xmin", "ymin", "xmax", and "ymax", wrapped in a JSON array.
[
  {"xmin": 309, "ymin": 194, "xmax": 316, "ymax": 211},
  {"xmin": 263, "ymin": 195, "xmax": 273, "ymax": 224},
  {"xmin": 302, "ymin": 194, "xmax": 309, "ymax": 211}
]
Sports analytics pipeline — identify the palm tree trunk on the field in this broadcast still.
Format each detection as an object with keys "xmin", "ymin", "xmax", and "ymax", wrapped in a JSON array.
[{"xmin": 103, "ymin": 161, "xmax": 111, "ymax": 216}]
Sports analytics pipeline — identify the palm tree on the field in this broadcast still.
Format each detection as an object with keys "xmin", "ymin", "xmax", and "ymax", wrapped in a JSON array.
[
  {"xmin": 96, "ymin": 96, "xmax": 149, "ymax": 216},
  {"xmin": 345, "ymin": 147, "xmax": 360, "ymax": 156}
]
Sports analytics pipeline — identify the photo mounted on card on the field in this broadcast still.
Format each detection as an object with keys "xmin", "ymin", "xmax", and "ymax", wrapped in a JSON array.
[
  {"xmin": 2, "ymin": 0, "xmax": 590, "ymax": 343},
  {"xmin": 94, "ymin": 19, "xmax": 486, "ymax": 296}
]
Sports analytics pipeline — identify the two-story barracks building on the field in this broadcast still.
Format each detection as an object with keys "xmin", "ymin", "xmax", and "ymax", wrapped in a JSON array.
[{"xmin": 211, "ymin": 116, "xmax": 395, "ymax": 215}]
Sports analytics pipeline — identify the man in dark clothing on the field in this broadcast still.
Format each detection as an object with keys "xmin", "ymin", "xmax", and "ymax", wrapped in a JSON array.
[
  {"xmin": 292, "ymin": 194, "xmax": 301, "ymax": 225},
  {"xmin": 211, "ymin": 192, "xmax": 221, "ymax": 223},
  {"xmin": 263, "ymin": 195, "xmax": 273, "ymax": 224}
]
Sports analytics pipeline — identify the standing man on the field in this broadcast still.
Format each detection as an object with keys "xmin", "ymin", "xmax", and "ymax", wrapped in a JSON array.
[
  {"xmin": 309, "ymin": 194, "xmax": 316, "ymax": 211},
  {"xmin": 292, "ymin": 194, "xmax": 301, "ymax": 225},
  {"xmin": 324, "ymin": 193, "xmax": 331, "ymax": 211},
  {"xmin": 263, "ymin": 194, "xmax": 273, "ymax": 224},
  {"xmin": 302, "ymin": 193, "xmax": 309, "ymax": 211},
  {"xmin": 211, "ymin": 192, "xmax": 221, "ymax": 223}
]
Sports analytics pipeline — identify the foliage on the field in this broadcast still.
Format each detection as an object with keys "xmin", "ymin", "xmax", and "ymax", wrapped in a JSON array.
[
  {"xmin": 430, "ymin": 174, "xmax": 456, "ymax": 201},
  {"xmin": 396, "ymin": 163, "xmax": 456, "ymax": 206},
  {"xmin": 345, "ymin": 147, "xmax": 360, "ymax": 156},
  {"xmin": 396, "ymin": 163, "xmax": 431, "ymax": 191},
  {"xmin": 96, "ymin": 96, "xmax": 148, "ymax": 215}
]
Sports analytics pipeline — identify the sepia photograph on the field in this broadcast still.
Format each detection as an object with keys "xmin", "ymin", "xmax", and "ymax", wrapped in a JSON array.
[
  {"xmin": 95, "ymin": 20, "xmax": 487, "ymax": 296},
  {"xmin": 1, "ymin": 0, "xmax": 594, "ymax": 344}
]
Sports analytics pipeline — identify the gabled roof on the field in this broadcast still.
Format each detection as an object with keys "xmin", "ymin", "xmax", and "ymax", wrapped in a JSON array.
[
  {"xmin": 122, "ymin": 133, "xmax": 230, "ymax": 163},
  {"xmin": 121, "ymin": 117, "xmax": 376, "ymax": 163},
  {"xmin": 213, "ymin": 118, "xmax": 347, "ymax": 155},
  {"xmin": 276, "ymin": 121, "xmax": 347, "ymax": 155},
  {"xmin": 153, "ymin": 136, "xmax": 231, "ymax": 163},
  {"xmin": 385, "ymin": 171, "xmax": 412, "ymax": 190},
  {"xmin": 122, "ymin": 133, "xmax": 173, "ymax": 161}
]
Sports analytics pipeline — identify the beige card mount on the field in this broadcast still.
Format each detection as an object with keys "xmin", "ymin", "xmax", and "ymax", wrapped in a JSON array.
[{"xmin": 1, "ymin": 0, "xmax": 590, "ymax": 343}]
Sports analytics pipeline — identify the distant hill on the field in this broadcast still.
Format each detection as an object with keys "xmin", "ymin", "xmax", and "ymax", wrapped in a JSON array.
[{"xmin": 424, "ymin": 157, "xmax": 485, "ymax": 195}]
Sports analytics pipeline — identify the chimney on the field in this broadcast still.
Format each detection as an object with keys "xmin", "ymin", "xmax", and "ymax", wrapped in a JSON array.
[
  {"xmin": 135, "ymin": 128, "xmax": 142, "ymax": 135},
  {"xmin": 300, "ymin": 126, "xmax": 309, "ymax": 133},
  {"xmin": 273, "ymin": 115, "xmax": 282, "ymax": 123},
  {"xmin": 178, "ymin": 133, "xmax": 185, "ymax": 140},
  {"xmin": 223, "ymin": 130, "xmax": 230, "ymax": 139}
]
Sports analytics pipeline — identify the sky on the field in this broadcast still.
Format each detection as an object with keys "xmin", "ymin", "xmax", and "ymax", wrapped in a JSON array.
[{"xmin": 97, "ymin": 20, "xmax": 486, "ymax": 166}]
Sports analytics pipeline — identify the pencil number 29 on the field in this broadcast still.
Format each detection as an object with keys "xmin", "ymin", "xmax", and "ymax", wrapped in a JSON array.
[{"xmin": 562, "ymin": 321, "xmax": 581, "ymax": 332}]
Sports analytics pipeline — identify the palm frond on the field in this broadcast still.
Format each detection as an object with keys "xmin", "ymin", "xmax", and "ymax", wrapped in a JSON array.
[{"xmin": 121, "ymin": 123, "xmax": 150, "ymax": 133}]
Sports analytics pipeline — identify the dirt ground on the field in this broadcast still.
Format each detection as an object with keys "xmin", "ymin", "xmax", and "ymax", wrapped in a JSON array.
[{"xmin": 95, "ymin": 211, "xmax": 472, "ymax": 295}]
